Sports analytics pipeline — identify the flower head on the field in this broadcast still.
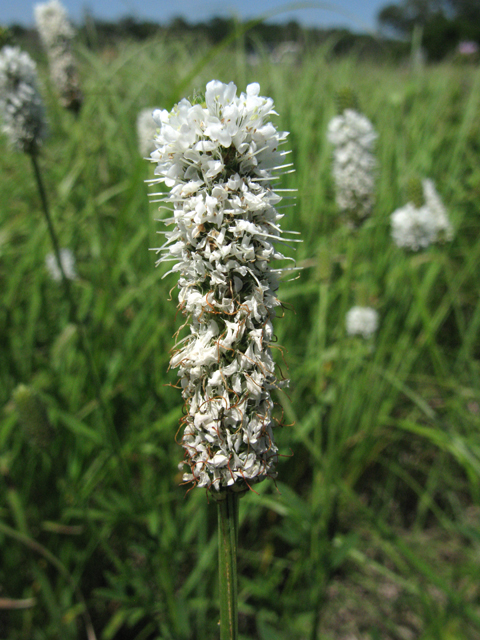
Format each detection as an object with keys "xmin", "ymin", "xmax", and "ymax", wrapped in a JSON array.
[
  {"xmin": 327, "ymin": 108, "xmax": 377, "ymax": 223},
  {"xmin": 35, "ymin": 0, "xmax": 82, "ymax": 112},
  {"xmin": 391, "ymin": 179, "xmax": 452, "ymax": 251},
  {"xmin": 391, "ymin": 203, "xmax": 437, "ymax": 251},
  {"xmin": 346, "ymin": 306, "xmax": 378, "ymax": 339},
  {"xmin": 149, "ymin": 80, "xmax": 296, "ymax": 492},
  {"xmin": 45, "ymin": 248, "xmax": 77, "ymax": 281},
  {"xmin": 0, "ymin": 45, "xmax": 47, "ymax": 153}
]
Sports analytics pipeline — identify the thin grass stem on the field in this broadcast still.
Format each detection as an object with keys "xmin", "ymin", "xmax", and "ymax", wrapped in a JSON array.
[{"xmin": 30, "ymin": 152, "xmax": 74, "ymax": 310}]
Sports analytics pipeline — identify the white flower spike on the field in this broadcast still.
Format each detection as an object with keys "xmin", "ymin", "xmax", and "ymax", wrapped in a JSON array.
[
  {"xmin": 0, "ymin": 45, "xmax": 47, "ymax": 153},
  {"xmin": 149, "ymin": 80, "xmax": 297, "ymax": 492},
  {"xmin": 35, "ymin": 0, "xmax": 83, "ymax": 112},
  {"xmin": 327, "ymin": 108, "xmax": 377, "ymax": 223}
]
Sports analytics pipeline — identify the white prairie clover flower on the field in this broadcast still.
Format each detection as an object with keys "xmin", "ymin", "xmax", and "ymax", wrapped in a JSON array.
[
  {"xmin": 35, "ymin": 0, "xmax": 83, "ymax": 112},
  {"xmin": 45, "ymin": 248, "xmax": 77, "ymax": 281},
  {"xmin": 391, "ymin": 203, "xmax": 437, "ymax": 251},
  {"xmin": 346, "ymin": 306, "xmax": 378, "ymax": 338},
  {"xmin": 0, "ymin": 45, "xmax": 47, "ymax": 153},
  {"xmin": 391, "ymin": 179, "xmax": 452, "ymax": 251},
  {"xmin": 149, "ymin": 80, "xmax": 298, "ymax": 492},
  {"xmin": 327, "ymin": 108, "xmax": 377, "ymax": 223},
  {"xmin": 136, "ymin": 108, "xmax": 158, "ymax": 157}
]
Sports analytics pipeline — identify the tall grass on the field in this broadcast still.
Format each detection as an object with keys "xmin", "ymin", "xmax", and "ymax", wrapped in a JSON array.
[{"xmin": 1, "ymin": 32, "xmax": 480, "ymax": 639}]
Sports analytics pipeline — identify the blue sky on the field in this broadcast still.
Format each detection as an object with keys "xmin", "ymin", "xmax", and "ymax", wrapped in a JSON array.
[{"xmin": 1, "ymin": 0, "xmax": 389, "ymax": 33}]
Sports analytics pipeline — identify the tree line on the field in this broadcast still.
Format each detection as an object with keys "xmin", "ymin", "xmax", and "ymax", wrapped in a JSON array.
[
  {"xmin": 7, "ymin": 15, "xmax": 408, "ymax": 61},
  {"xmin": 378, "ymin": 0, "xmax": 480, "ymax": 59},
  {"xmin": 6, "ymin": 5, "xmax": 478, "ymax": 62}
]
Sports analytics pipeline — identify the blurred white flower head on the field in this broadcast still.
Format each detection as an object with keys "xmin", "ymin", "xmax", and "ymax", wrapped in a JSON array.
[
  {"xmin": 391, "ymin": 179, "xmax": 452, "ymax": 251},
  {"xmin": 35, "ymin": 0, "xmax": 83, "ymax": 112},
  {"xmin": 422, "ymin": 179, "xmax": 453, "ymax": 242},
  {"xmin": 346, "ymin": 306, "xmax": 379, "ymax": 339},
  {"xmin": 327, "ymin": 108, "xmax": 377, "ymax": 222},
  {"xmin": 0, "ymin": 45, "xmax": 47, "ymax": 152},
  {"xmin": 45, "ymin": 248, "xmax": 77, "ymax": 281},
  {"xmin": 270, "ymin": 41, "xmax": 301, "ymax": 64},
  {"xmin": 149, "ymin": 80, "xmax": 297, "ymax": 492},
  {"xmin": 136, "ymin": 108, "xmax": 157, "ymax": 157}
]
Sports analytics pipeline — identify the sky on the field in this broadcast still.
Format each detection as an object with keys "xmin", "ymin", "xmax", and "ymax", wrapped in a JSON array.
[{"xmin": 1, "ymin": 0, "xmax": 389, "ymax": 33}]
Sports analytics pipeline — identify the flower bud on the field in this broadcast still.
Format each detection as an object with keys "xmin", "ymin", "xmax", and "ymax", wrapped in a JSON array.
[{"xmin": 13, "ymin": 385, "xmax": 54, "ymax": 449}]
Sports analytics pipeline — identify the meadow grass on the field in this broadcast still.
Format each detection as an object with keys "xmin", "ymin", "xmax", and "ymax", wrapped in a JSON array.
[{"xmin": 1, "ymin": 32, "xmax": 480, "ymax": 639}]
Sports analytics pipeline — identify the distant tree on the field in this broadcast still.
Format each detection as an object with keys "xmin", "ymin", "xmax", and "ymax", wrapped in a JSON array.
[
  {"xmin": 448, "ymin": 0, "xmax": 480, "ymax": 22},
  {"xmin": 378, "ymin": 0, "xmax": 448, "ymax": 35},
  {"xmin": 169, "ymin": 17, "xmax": 190, "ymax": 32},
  {"xmin": 378, "ymin": 0, "xmax": 480, "ymax": 58},
  {"xmin": 423, "ymin": 12, "xmax": 461, "ymax": 59}
]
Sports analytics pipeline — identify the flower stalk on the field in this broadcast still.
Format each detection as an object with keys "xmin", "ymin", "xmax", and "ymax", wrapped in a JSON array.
[
  {"xmin": 30, "ymin": 151, "xmax": 75, "ymax": 305},
  {"xmin": 33, "ymin": 150, "xmax": 130, "ymax": 489},
  {"xmin": 217, "ymin": 492, "xmax": 239, "ymax": 640},
  {"xmin": 30, "ymin": 152, "xmax": 119, "ymax": 448}
]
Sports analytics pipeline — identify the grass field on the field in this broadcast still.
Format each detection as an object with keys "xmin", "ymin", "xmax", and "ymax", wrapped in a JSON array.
[{"xmin": 1, "ymin": 30, "xmax": 480, "ymax": 639}]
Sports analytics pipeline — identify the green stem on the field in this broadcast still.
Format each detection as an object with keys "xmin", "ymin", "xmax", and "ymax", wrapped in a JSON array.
[
  {"xmin": 217, "ymin": 492, "xmax": 239, "ymax": 640},
  {"xmin": 29, "ymin": 152, "xmax": 126, "ymax": 475},
  {"xmin": 310, "ymin": 277, "xmax": 337, "ymax": 640},
  {"xmin": 30, "ymin": 152, "xmax": 75, "ymax": 316},
  {"xmin": 309, "ymin": 571, "xmax": 328, "ymax": 640}
]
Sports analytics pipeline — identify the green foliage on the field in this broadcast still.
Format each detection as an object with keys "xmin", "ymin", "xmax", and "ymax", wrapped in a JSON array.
[
  {"xmin": 0, "ymin": 25, "xmax": 13, "ymax": 48},
  {"xmin": 12, "ymin": 385, "xmax": 54, "ymax": 449},
  {"xmin": 378, "ymin": 0, "xmax": 480, "ymax": 60},
  {"xmin": 1, "ymin": 31, "xmax": 480, "ymax": 640},
  {"xmin": 334, "ymin": 86, "xmax": 359, "ymax": 113},
  {"xmin": 406, "ymin": 176, "xmax": 424, "ymax": 207}
]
